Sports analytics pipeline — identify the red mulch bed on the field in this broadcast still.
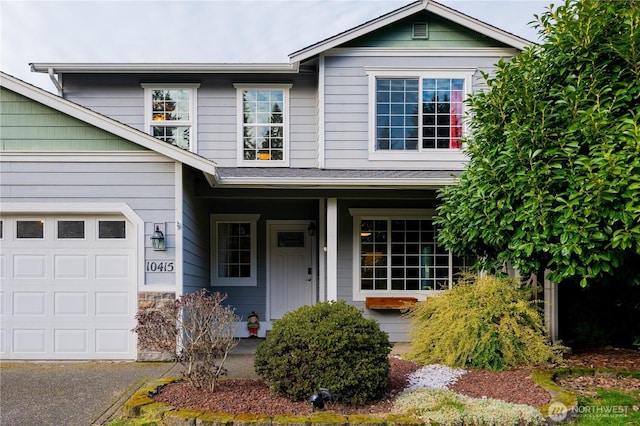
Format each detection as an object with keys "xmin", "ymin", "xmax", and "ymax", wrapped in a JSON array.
[{"xmin": 153, "ymin": 348, "xmax": 640, "ymax": 416}]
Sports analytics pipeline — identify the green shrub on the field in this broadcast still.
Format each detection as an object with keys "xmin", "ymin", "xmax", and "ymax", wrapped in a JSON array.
[
  {"xmin": 393, "ymin": 388, "xmax": 545, "ymax": 425},
  {"xmin": 406, "ymin": 274, "xmax": 559, "ymax": 370},
  {"xmin": 254, "ymin": 300, "xmax": 391, "ymax": 405}
]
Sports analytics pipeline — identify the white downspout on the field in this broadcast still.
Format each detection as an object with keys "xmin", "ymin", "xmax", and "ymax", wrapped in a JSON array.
[
  {"xmin": 318, "ymin": 54, "xmax": 326, "ymax": 169},
  {"xmin": 48, "ymin": 68, "xmax": 63, "ymax": 96}
]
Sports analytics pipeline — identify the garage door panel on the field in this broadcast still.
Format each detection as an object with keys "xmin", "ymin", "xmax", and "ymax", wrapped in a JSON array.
[
  {"xmin": 13, "ymin": 292, "xmax": 47, "ymax": 316},
  {"xmin": 54, "ymin": 292, "xmax": 88, "ymax": 316},
  {"xmin": 13, "ymin": 329, "xmax": 47, "ymax": 353},
  {"xmin": 54, "ymin": 255, "xmax": 89, "ymax": 279},
  {"xmin": 96, "ymin": 254, "xmax": 130, "ymax": 279},
  {"xmin": 54, "ymin": 329, "xmax": 88, "ymax": 353},
  {"xmin": 96, "ymin": 292, "xmax": 130, "ymax": 316},
  {"xmin": 95, "ymin": 329, "xmax": 130, "ymax": 353},
  {"xmin": 13, "ymin": 254, "xmax": 47, "ymax": 279},
  {"xmin": 1, "ymin": 215, "xmax": 137, "ymax": 360}
]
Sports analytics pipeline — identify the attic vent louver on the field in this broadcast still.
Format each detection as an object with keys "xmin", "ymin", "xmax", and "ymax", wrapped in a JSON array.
[{"xmin": 412, "ymin": 22, "xmax": 429, "ymax": 39}]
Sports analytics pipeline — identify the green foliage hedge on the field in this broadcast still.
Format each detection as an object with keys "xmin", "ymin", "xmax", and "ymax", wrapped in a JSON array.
[
  {"xmin": 406, "ymin": 275, "xmax": 559, "ymax": 370},
  {"xmin": 434, "ymin": 0, "xmax": 640, "ymax": 287},
  {"xmin": 254, "ymin": 300, "xmax": 391, "ymax": 405}
]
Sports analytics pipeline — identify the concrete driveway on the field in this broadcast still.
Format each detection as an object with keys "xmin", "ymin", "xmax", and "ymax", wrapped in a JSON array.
[
  {"xmin": 0, "ymin": 361, "xmax": 176, "ymax": 425},
  {"xmin": 0, "ymin": 339, "xmax": 259, "ymax": 425}
]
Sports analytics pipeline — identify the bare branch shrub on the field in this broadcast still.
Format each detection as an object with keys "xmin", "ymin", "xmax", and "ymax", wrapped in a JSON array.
[{"xmin": 133, "ymin": 289, "xmax": 239, "ymax": 392}]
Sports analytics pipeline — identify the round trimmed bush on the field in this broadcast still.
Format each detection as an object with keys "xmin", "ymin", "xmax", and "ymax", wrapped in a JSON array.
[{"xmin": 254, "ymin": 300, "xmax": 391, "ymax": 405}]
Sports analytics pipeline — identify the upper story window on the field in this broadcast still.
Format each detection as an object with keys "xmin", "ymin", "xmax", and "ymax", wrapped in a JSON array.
[
  {"xmin": 142, "ymin": 84, "xmax": 199, "ymax": 152},
  {"xmin": 234, "ymin": 84, "xmax": 291, "ymax": 167},
  {"xmin": 350, "ymin": 209, "xmax": 474, "ymax": 301},
  {"xmin": 366, "ymin": 69, "xmax": 474, "ymax": 160}
]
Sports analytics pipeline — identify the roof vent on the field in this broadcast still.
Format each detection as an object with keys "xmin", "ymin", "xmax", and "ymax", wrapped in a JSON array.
[{"xmin": 412, "ymin": 22, "xmax": 429, "ymax": 39}]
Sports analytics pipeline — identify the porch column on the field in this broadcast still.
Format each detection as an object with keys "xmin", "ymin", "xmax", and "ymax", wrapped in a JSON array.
[
  {"xmin": 543, "ymin": 269, "xmax": 559, "ymax": 343},
  {"xmin": 326, "ymin": 198, "xmax": 338, "ymax": 301},
  {"xmin": 319, "ymin": 198, "xmax": 326, "ymax": 302}
]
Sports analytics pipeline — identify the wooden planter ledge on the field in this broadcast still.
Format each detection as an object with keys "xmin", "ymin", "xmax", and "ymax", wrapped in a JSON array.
[{"xmin": 365, "ymin": 297, "xmax": 418, "ymax": 310}]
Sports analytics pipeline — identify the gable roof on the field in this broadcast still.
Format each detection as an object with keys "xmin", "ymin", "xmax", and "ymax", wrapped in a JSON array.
[
  {"xmin": 0, "ymin": 71, "xmax": 217, "ymax": 180},
  {"xmin": 289, "ymin": 0, "xmax": 532, "ymax": 64},
  {"xmin": 31, "ymin": 0, "xmax": 532, "ymax": 78}
]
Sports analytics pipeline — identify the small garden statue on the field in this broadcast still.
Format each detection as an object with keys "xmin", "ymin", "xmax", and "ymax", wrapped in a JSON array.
[{"xmin": 247, "ymin": 311, "xmax": 260, "ymax": 337}]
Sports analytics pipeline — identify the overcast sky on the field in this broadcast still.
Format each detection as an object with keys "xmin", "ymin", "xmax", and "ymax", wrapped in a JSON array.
[{"xmin": 1, "ymin": 0, "xmax": 552, "ymax": 93}]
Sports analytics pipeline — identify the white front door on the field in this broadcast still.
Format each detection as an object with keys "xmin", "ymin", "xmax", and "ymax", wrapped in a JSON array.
[{"xmin": 268, "ymin": 222, "xmax": 314, "ymax": 320}]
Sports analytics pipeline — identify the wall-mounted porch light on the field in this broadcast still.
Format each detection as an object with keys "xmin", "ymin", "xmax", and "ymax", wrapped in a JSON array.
[
  {"xmin": 151, "ymin": 223, "xmax": 166, "ymax": 251},
  {"xmin": 307, "ymin": 221, "xmax": 317, "ymax": 237}
]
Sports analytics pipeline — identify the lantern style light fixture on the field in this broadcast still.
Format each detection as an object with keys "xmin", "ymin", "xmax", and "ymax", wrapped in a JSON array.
[
  {"xmin": 151, "ymin": 224, "xmax": 166, "ymax": 251},
  {"xmin": 307, "ymin": 221, "xmax": 317, "ymax": 237}
]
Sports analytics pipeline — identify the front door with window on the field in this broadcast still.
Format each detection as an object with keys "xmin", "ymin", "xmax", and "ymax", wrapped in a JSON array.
[{"xmin": 268, "ymin": 222, "xmax": 314, "ymax": 320}]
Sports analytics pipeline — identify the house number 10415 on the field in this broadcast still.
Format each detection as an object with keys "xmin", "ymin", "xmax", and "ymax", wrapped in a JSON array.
[{"xmin": 145, "ymin": 260, "xmax": 175, "ymax": 273}]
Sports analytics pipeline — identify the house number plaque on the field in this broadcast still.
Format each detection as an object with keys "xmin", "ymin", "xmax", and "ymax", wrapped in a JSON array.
[{"xmin": 145, "ymin": 260, "xmax": 175, "ymax": 273}]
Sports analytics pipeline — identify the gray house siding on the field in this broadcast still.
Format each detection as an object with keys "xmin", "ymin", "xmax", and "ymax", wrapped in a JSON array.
[
  {"xmin": 62, "ymin": 73, "xmax": 319, "ymax": 168},
  {"xmin": 181, "ymin": 167, "xmax": 211, "ymax": 295},
  {"xmin": 322, "ymin": 53, "xmax": 506, "ymax": 170},
  {"xmin": 62, "ymin": 77, "xmax": 146, "ymax": 132},
  {"xmin": 0, "ymin": 159, "xmax": 178, "ymax": 282}
]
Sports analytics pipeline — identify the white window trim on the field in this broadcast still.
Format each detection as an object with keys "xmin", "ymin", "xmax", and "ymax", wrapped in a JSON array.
[
  {"xmin": 210, "ymin": 214, "xmax": 260, "ymax": 287},
  {"xmin": 15, "ymin": 218, "xmax": 45, "ymax": 240},
  {"xmin": 350, "ymin": 208, "xmax": 455, "ymax": 302},
  {"xmin": 365, "ymin": 68, "xmax": 475, "ymax": 162},
  {"xmin": 234, "ymin": 83, "xmax": 292, "ymax": 167},
  {"xmin": 55, "ymin": 218, "xmax": 86, "ymax": 241},
  {"xmin": 142, "ymin": 83, "xmax": 200, "ymax": 153}
]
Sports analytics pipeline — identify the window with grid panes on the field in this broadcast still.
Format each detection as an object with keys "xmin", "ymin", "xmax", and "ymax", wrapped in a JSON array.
[
  {"xmin": 217, "ymin": 222, "xmax": 252, "ymax": 279},
  {"xmin": 376, "ymin": 78, "xmax": 465, "ymax": 151},
  {"xmin": 142, "ymin": 84, "xmax": 198, "ymax": 151},
  {"xmin": 358, "ymin": 217, "xmax": 474, "ymax": 293},
  {"xmin": 211, "ymin": 215, "xmax": 259, "ymax": 286},
  {"xmin": 235, "ymin": 84, "xmax": 290, "ymax": 166}
]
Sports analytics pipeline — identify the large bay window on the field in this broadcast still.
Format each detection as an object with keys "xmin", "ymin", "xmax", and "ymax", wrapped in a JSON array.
[
  {"xmin": 366, "ymin": 69, "xmax": 474, "ymax": 159},
  {"xmin": 210, "ymin": 214, "xmax": 259, "ymax": 286},
  {"xmin": 234, "ymin": 84, "xmax": 291, "ymax": 166},
  {"xmin": 142, "ymin": 84, "xmax": 199, "ymax": 151},
  {"xmin": 351, "ymin": 209, "xmax": 473, "ymax": 300}
]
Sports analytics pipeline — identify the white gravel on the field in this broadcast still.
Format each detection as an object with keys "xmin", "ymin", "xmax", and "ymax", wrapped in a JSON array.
[{"xmin": 405, "ymin": 364, "xmax": 468, "ymax": 390}]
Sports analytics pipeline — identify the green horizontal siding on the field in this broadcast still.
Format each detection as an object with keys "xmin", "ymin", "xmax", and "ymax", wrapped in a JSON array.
[
  {"xmin": 342, "ymin": 12, "xmax": 507, "ymax": 49},
  {"xmin": 0, "ymin": 87, "xmax": 146, "ymax": 151}
]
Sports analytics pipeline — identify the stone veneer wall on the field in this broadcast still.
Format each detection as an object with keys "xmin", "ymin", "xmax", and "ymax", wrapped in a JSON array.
[{"xmin": 136, "ymin": 291, "xmax": 176, "ymax": 361}]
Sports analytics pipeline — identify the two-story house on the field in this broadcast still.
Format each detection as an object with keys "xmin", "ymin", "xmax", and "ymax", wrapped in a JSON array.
[{"xmin": 0, "ymin": 0, "xmax": 531, "ymax": 360}]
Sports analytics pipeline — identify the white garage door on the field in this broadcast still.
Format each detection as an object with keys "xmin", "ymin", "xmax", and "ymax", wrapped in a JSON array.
[{"xmin": 0, "ymin": 215, "xmax": 137, "ymax": 360}]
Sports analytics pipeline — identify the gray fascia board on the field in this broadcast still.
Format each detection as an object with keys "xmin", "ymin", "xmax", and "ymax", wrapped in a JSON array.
[
  {"xmin": 212, "ymin": 176, "xmax": 458, "ymax": 189},
  {"xmin": 30, "ymin": 63, "xmax": 299, "ymax": 74}
]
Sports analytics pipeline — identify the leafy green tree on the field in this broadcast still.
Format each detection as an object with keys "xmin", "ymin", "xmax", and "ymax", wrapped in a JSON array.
[{"xmin": 436, "ymin": 0, "xmax": 640, "ymax": 286}]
